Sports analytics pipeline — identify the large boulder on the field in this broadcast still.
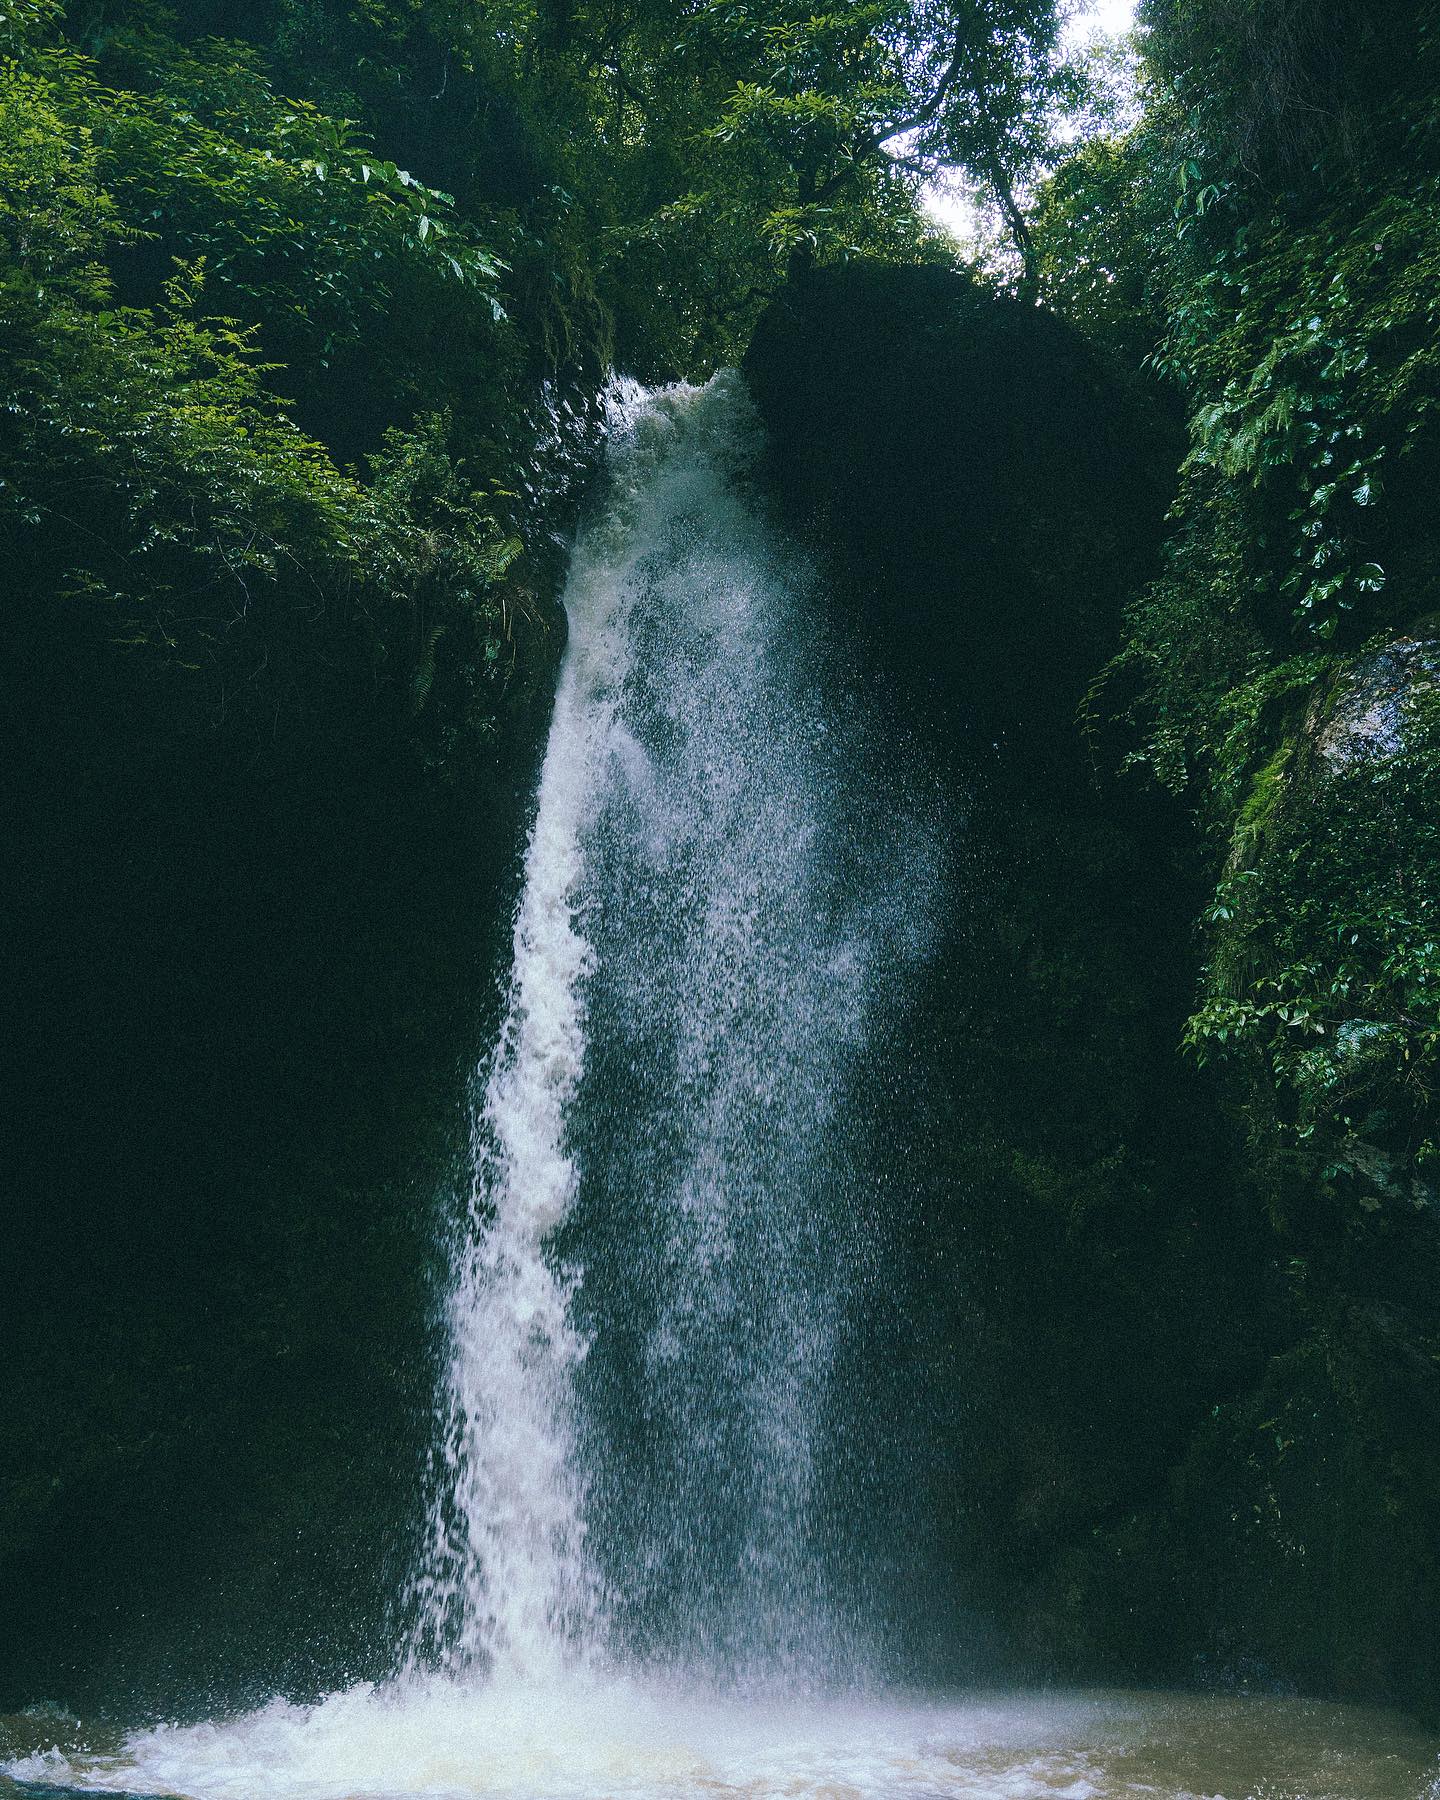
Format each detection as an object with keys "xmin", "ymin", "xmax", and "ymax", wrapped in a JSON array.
[
  {"xmin": 744, "ymin": 262, "xmax": 1178, "ymax": 756},
  {"xmin": 1314, "ymin": 637, "xmax": 1440, "ymax": 770}
]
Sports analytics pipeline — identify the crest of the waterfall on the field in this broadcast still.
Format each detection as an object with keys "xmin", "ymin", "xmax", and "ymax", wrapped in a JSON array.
[{"xmin": 407, "ymin": 372, "xmax": 942, "ymax": 1689}]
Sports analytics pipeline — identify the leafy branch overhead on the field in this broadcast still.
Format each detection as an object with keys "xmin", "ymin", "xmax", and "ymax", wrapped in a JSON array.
[{"xmin": 585, "ymin": 0, "xmax": 1069, "ymax": 284}]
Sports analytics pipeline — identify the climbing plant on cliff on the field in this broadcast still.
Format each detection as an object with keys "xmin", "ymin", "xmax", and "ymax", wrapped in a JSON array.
[{"xmin": 1038, "ymin": 0, "xmax": 1440, "ymax": 1207}]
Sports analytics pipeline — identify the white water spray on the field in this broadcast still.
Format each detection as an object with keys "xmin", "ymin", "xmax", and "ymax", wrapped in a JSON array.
[
  {"xmin": 400, "ymin": 380, "xmax": 649, "ymax": 1682},
  {"xmin": 406, "ymin": 371, "xmax": 939, "ymax": 1686}
]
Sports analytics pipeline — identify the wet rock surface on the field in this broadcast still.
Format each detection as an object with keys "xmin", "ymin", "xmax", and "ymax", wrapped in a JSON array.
[
  {"xmin": 1315, "ymin": 638, "xmax": 1440, "ymax": 769},
  {"xmin": 743, "ymin": 265, "xmax": 1440, "ymax": 1717}
]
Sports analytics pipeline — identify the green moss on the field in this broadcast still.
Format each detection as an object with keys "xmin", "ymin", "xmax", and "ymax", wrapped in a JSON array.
[{"xmin": 1233, "ymin": 739, "xmax": 1292, "ymax": 857}]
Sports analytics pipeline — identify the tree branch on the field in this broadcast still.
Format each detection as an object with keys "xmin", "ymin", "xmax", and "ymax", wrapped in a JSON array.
[
  {"xmin": 869, "ymin": 34, "xmax": 970, "ymax": 153},
  {"xmin": 982, "ymin": 147, "xmax": 1039, "ymax": 303},
  {"xmin": 811, "ymin": 32, "xmax": 971, "ymax": 204}
]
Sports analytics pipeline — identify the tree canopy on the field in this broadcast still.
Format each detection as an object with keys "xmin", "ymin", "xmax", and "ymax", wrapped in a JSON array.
[{"xmin": 27, "ymin": 0, "xmax": 1078, "ymax": 370}]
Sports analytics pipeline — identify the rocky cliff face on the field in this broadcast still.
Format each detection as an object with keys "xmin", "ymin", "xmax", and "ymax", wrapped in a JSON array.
[
  {"xmin": 2, "ymin": 500, "xmax": 575, "ymax": 1719},
  {"xmin": 745, "ymin": 263, "xmax": 1440, "ymax": 1714},
  {"xmin": 746, "ymin": 263, "xmax": 1177, "ymax": 759}
]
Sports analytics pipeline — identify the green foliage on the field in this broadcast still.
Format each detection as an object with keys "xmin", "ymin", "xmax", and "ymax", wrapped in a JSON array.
[
  {"xmin": 103, "ymin": 50, "xmax": 508, "ymax": 306},
  {"xmin": 451, "ymin": 0, "xmax": 1064, "ymax": 367},
  {"xmin": 1185, "ymin": 686, "xmax": 1440, "ymax": 1197},
  {"xmin": 1036, "ymin": 0, "xmax": 1440, "ymax": 1219},
  {"xmin": 2, "ymin": 270, "xmax": 528, "ymax": 742},
  {"xmin": 0, "ymin": 47, "xmax": 125, "ymax": 299},
  {"xmin": 1030, "ymin": 127, "xmax": 1165, "ymax": 360},
  {"xmin": 1170, "ymin": 177, "xmax": 1440, "ymax": 643},
  {"xmin": 0, "ymin": 14, "xmax": 569, "ymax": 768},
  {"xmin": 1141, "ymin": 0, "xmax": 1421, "ymax": 185},
  {"xmin": 0, "ymin": 0, "xmax": 63, "ymax": 50},
  {"xmin": 35, "ymin": 0, "xmax": 1076, "ymax": 375}
]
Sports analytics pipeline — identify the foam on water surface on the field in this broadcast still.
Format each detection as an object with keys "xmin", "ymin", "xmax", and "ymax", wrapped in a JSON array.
[{"xmin": 7, "ymin": 1686, "xmax": 1440, "ymax": 1800}]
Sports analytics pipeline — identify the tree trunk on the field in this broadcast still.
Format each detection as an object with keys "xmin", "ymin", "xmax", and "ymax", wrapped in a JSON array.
[{"xmin": 986, "ymin": 154, "xmax": 1039, "ymax": 304}]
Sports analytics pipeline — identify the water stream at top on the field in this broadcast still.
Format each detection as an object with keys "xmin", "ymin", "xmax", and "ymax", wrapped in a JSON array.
[{"xmin": 9, "ymin": 376, "xmax": 1439, "ymax": 1800}]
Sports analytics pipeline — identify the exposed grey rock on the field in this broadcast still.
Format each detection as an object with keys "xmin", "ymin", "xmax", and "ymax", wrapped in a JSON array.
[{"xmin": 1316, "ymin": 637, "xmax": 1440, "ymax": 770}]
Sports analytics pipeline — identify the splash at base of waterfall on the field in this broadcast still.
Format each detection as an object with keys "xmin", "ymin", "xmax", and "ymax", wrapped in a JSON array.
[{"xmin": 8, "ymin": 1685, "xmax": 1439, "ymax": 1800}]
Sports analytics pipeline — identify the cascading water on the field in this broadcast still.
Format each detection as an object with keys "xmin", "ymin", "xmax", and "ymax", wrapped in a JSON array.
[
  {"xmin": 409, "ymin": 370, "xmax": 940, "ymax": 1689},
  {"xmin": 14, "ymin": 373, "xmax": 1437, "ymax": 1800}
]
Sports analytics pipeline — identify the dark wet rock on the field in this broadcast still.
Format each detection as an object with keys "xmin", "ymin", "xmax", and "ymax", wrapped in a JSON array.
[
  {"xmin": 1314, "ymin": 637, "xmax": 1440, "ymax": 769},
  {"xmin": 745, "ymin": 261, "xmax": 1179, "ymax": 753},
  {"xmin": 742, "ymin": 261, "xmax": 1440, "ymax": 1720}
]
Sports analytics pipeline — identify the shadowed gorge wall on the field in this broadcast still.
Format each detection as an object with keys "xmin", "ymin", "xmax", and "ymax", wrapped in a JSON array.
[
  {"xmin": 2, "ymin": 561, "xmax": 568, "ymax": 1715},
  {"xmin": 745, "ymin": 263, "xmax": 1440, "ymax": 1709},
  {"xmin": 1030, "ymin": 0, "xmax": 1440, "ymax": 1712},
  {"xmin": 0, "ymin": 1, "xmax": 606, "ymax": 1714}
]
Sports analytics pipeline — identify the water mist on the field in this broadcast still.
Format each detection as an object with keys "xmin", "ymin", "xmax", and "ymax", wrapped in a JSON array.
[{"xmin": 409, "ymin": 371, "xmax": 940, "ymax": 1690}]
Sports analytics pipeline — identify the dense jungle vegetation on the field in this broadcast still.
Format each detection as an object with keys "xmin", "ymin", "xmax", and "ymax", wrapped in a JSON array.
[{"xmin": 3, "ymin": 0, "xmax": 1438, "ymax": 1725}]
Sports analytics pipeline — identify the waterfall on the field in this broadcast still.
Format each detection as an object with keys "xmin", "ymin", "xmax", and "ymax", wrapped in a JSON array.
[
  {"xmin": 407, "ymin": 371, "xmax": 939, "ymax": 1691},
  {"xmin": 18, "ymin": 377, "xmax": 1438, "ymax": 1800}
]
